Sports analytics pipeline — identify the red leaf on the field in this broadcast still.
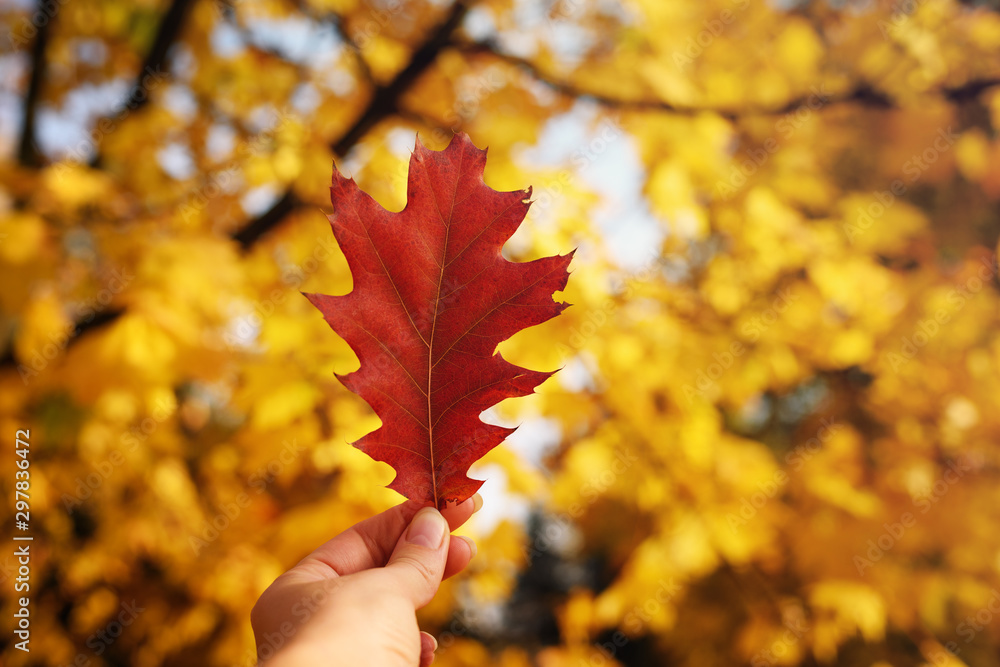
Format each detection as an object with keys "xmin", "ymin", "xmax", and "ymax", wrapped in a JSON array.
[{"xmin": 305, "ymin": 133, "xmax": 573, "ymax": 508}]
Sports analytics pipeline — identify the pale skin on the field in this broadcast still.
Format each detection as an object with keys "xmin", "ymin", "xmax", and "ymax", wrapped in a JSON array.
[{"xmin": 251, "ymin": 495, "xmax": 481, "ymax": 666}]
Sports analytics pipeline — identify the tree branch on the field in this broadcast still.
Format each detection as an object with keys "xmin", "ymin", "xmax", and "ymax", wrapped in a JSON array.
[
  {"xmin": 2, "ymin": 0, "xmax": 469, "ymax": 368},
  {"xmin": 14, "ymin": 0, "xmax": 997, "ymax": 372},
  {"xmin": 230, "ymin": 190, "xmax": 298, "ymax": 250},
  {"xmin": 291, "ymin": 0, "xmax": 375, "ymax": 85},
  {"xmin": 454, "ymin": 40, "xmax": 1000, "ymax": 118},
  {"xmin": 87, "ymin": 0, "xmax": 196, "ymax": 168},
  {"xmin": 1, "ymin": 0, "xmax": 197, "ymax": 368},
  {"xmin": 17, "ymin": 0, "xmax": 53, "ymax": 168},
  {"xmin": 231, "ymin": 0, "xmax": 471, "ymax": 250},
  {"xmin": 942, "ymin": 76, "xmax": 1000, "ymax": 103},
  {"xmin": 331, "ymin": 1, "xmax": 469, "ymax": 157},
  {"xmin": 130, "ymin": 0, "xmax": 196, "ymax": 112}
]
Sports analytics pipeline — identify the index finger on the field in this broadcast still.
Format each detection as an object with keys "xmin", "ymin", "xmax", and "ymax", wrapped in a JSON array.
[{"xmin": 298, "ymin": 494, "xmax": 482, "ymax": 577}]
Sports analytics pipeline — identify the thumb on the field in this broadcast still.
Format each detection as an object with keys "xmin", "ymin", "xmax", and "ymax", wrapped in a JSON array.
[{"xmin": 384, "ymin": 506, "xmax": 450, "ymax": 608}]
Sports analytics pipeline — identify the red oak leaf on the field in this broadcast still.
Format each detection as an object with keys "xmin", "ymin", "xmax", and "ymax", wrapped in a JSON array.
[{"xmin": 305, "ymin": 133, "xmax": 573, "ymax": 508}]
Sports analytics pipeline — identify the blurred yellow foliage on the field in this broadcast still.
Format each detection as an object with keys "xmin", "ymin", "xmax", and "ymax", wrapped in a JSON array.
[{"xmin": 2, "ymin": 0, "xmax": 1000, "ymax": 665}]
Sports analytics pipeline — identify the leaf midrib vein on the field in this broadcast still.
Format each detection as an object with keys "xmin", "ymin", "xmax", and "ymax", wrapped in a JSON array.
[{"xmin": 426, "ymin": 146, "xmax": 466, "ymax": 505}]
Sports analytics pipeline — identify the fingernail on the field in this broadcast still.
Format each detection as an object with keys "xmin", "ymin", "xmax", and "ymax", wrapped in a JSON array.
[
  {"xmin": 459, "ymin": 535, "xmax": 477, "ymax": 558},
  {"xmin": 407, "ymin": 507, "xmax": 447, "ymax": 548},
  {"xmin": 471, "ymin": 493, "xmax": 483, "ymax": 514}
]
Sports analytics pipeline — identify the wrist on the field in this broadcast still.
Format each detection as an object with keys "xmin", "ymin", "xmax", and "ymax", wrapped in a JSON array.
[{"xmin": 263, "ymin": 638, "xmax": 341, "ymax": 666}]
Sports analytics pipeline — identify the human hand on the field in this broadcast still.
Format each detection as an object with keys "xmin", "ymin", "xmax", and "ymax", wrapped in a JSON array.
[{"xmin": 251, "ymin": 496, "xmax": 481, "ymax": 666}]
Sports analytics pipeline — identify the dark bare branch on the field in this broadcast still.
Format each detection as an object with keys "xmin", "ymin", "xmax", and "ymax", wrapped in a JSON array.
[
  {"xmin": 1, "ymin": 0, "xmax": 198, "ymax": 368},
  {"xmin": 87, "ymin": 0, "xmax": 196, "ymax": 169},
  {"xmin": 231, "ymin": 0, "xmax": 471, "ymax": 250},
  {"xmin": 455, "ymin": 40, "xmax": 1000, "ymax": 118},
  {"xmin": 331, "ymin": 0, "xmax": 469, "ymax": 157},
  {"xmin": 231, "ymin": 190, "xmax": 299, "ymax": 249},
  {"xmin": 129, "ymin": 0, "xmax": 197, "ymax": 112},
  {"xmin": 290, "ymin": 0, "xmax": 375, "ymax": 85},
  {"xmin": 1, "ymin": 0, "xmax": 471, "ymax": 369},
  {"xmin": 16, "ymin": 0, "xmax": 998, "ymax": 371},
  {"xmin": 17, "ymin": 0, "xmax": 53, "ymax": 168}
]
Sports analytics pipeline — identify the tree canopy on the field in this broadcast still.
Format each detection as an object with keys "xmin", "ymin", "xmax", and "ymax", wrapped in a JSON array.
[{"xmin": 2, "ymin": 0, "xmax": 1000, "ymax": 665}]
